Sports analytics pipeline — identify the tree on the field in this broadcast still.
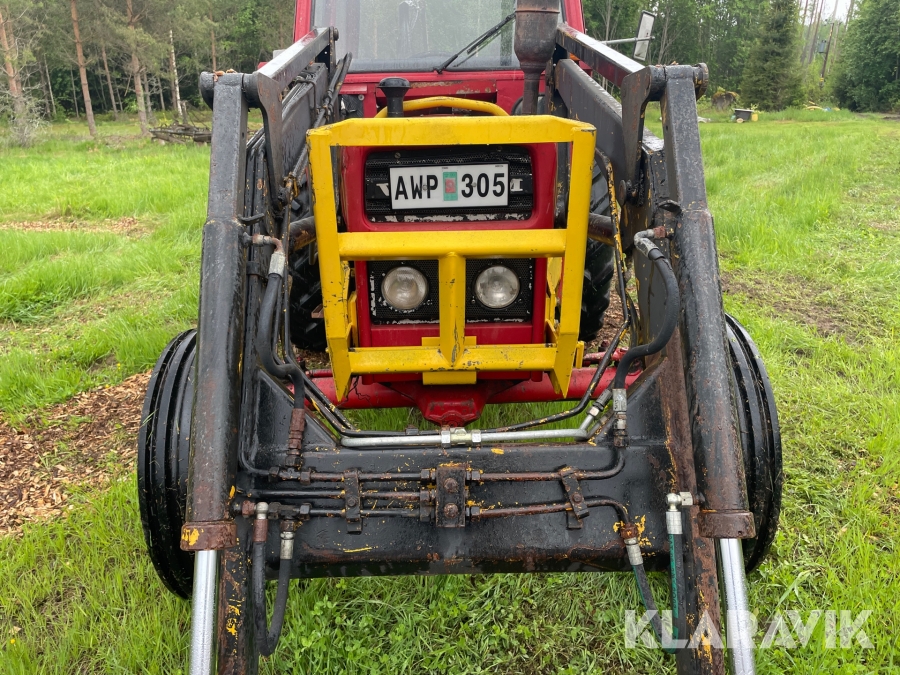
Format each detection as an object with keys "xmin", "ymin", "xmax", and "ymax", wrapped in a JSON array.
[
  {"xmin": 740, "ymin": 0, "xmax": 802, "ymax": 110},
  {"xmin": 0, "ymin": 1, "xmax": 47, "ymax": 146},
  {"xmin": 69, "ymin": 0, "xmax": 96, "ymax": 136},
  {"xmin": 832, "ymin": 0, "xmax": 900, "ymax": 111}
]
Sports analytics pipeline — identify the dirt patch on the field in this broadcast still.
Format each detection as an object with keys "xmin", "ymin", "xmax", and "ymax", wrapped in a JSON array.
[
  {"xmin": 722, "ymin": 270, "xmax": 852, "ymax": 338},
  {"xmin": 0, "ymin": 217, "xmax": 147, "ymax": 236},
  {"xmin": 0, "ymin": 372, "xmax": 149, "ymax": 536}
]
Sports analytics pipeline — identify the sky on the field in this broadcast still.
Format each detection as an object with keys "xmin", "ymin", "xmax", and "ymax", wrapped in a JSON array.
[{"xmin": 818, "ymin": 0, "xmax": 854, "ymax": 22}]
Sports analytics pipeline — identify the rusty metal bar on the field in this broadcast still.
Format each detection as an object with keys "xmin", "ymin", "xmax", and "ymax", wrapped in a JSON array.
[
  {"xmin": 184, "ymin": 73, "xmax": 248, "ymax": 543},
  {"xmin": 661, "ymin": 67, "xmax": 753, "ymax": 539}
]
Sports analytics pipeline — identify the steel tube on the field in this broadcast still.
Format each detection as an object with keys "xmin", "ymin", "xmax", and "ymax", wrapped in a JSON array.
[
  {"xmin": 718, "ymin": 538, "xmax": 756, "ymax": 675},
  {"xmin": 189, "ymin": 550, "xmax": 219, "ymax": 675},
  {"xmin": 340, "ymin": 427, "xmax": 589, "ymax": 448}
]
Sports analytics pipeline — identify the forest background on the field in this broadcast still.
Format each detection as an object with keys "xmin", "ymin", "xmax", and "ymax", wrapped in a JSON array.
[{"xmin": 0, "ymin": 0, "xmax": 897, "ymax": 148}]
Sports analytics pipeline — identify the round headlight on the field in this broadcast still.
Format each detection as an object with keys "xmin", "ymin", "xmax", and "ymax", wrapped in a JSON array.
[
  {"xmin": 474, "ymin": 265, "xmax": 520, "ymax": 309},
  {"xmin": 381, "ymin": 266, "xmax": 429, "ymax": 311}
]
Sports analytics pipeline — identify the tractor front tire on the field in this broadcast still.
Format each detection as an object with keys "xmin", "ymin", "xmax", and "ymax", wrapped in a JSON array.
[
  {"xmin": 137, "ymin": 329, "xmax": 196, "ymax": 598},
  {"xmin": 579, "ymin": 239, "xmax": 615, "ymax": 343},
  {"xmin": 288, "ymin": 242, "xmax": 328, "ymax": 352}
]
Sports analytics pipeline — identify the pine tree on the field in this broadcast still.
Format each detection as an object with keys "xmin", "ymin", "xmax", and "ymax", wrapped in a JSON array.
[{"xmin": 740, "ymin": 0, "xmax": 802, "ymax": 110}]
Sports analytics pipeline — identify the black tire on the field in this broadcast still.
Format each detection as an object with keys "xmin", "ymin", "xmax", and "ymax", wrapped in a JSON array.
[
  {"xmin": 137, "ymin": 329, "xmax": 196, "ymax": 599},
  {"xmin": 578, "ymin": 159, "xmax": 615, "ymax": 343},
  {"xmin": 725, "ymin": 314, "xmax": 783, "ymax": 573},
  {"xmin": 288, "ymin": 241, "xmax": 328, "ymax": 352}
]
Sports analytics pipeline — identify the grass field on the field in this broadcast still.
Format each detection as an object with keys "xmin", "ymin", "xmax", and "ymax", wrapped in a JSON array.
[{"xmin": 1, "ymin": 110, "xmax": 899, "ymax": 673}]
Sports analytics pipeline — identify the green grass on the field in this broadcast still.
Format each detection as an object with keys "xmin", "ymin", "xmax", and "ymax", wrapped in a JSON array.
[
  {"xmin": 0, "ymin": 126, "xmax": 208, "ymax": 419},
  {"xmin": 2, "ymin": 114, "xmax": 900, "ymax": 672}
]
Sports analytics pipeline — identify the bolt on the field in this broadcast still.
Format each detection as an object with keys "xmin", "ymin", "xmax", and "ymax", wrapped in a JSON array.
[
  {"xmin": 443, "ymin": 503, "xmax": 459, "ymax": 519},
  {"xmin": 443, "ymin": 478, "xmax": 459, "ymax": 494},
  {"xmin": 572, "ymin": 493, "xmax": 584, "ymax": 504},
  {"xmin": 346, "ymin": 496, "xmax": 358, "ymax": 507}
]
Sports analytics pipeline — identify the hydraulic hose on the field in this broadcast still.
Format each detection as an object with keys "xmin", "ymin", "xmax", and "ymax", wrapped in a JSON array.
[
  {"xmin": 251, "ymin": 504, "xmax": 293, "ymax": 657},
  {"xmin": 258, "ymin": 269, "xmax": 306, "ymax": 416},
  {"xmin": 613, "ymin": 229, "xmax": 680, "ymax": 389},
  {"xmin": 626, "ymin": 493, "xmax": 689, "ymax": 653},
  {"xmin": 255, "ymin": 237, "xmax": 307, "ymax": 463}
]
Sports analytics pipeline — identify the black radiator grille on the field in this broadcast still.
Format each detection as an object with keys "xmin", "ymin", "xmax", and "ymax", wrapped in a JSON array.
[{"xmin": 364, "ymin": 145, "xmax": 534, "ymax": 222}]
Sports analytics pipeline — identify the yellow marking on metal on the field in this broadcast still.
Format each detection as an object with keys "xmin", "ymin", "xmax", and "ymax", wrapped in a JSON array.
[
  {"xmin": 229, "ymin": 485, "xmax": 235, "ymax": 499},
  {"xmin": 182, "ymin": 528, "xmax": 200, "ymax": 546},
  {"xmin": 374, "ymin": 96, "xmax": 508, "ymax": 118},
  {"xmin": 307, "ymin": 115, "xmax": 596, "ymax": 399},
  {"xmin": 343, "ymin": 546, "xmax": 374, "ymax": 553}
]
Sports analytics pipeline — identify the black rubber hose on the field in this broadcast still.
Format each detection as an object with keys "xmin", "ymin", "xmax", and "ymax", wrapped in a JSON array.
[
  {"xmin": 259, "ymin": 272, "xmax": 306, "ymax": 414},
  {"xmin": 632, "ymin": 560, "xmax": 671, "ymax": 649},
  {"xmin": 671, "ymin": 532, "xmax": 687, "ymax": 642},
  {"xmin": 613, "ymin": 246, "xmax": 679, "ymax": 389},
  {"xmin": 252, "ymin": 540, "xmax": 291, "ymax": 657}
]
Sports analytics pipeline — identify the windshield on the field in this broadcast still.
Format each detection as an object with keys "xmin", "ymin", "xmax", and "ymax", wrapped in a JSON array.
[{"xmin": 313, "ymin": 1, "xmax": 560, "ymax": 73}]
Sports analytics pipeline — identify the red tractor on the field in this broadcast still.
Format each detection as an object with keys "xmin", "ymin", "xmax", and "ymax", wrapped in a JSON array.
[{"xmin": 138, "ymin": 2, "xmax": 781, "ymax": 673}]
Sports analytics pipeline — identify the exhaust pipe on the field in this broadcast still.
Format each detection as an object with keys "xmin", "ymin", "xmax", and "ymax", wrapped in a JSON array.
[{"xmin": 514, "ymin": 0, "xmax": 560, "ymax": 115}]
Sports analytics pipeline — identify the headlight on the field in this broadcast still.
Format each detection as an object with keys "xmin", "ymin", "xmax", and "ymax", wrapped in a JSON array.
[
  {"xmin": 381, "ymin": 266, "xmax": 429, "ymax": 311},
  {"xmin": 474, "ymin": 265, "xmax": 520, "ymax": 309}
]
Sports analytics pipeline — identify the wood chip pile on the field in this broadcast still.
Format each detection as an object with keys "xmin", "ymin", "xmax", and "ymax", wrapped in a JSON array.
[{"xmin": 0, "ymin": 372, "xmax": 150, "ymax": 536}]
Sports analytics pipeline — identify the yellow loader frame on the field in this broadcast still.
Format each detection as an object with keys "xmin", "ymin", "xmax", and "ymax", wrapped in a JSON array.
[{"xmin": 307, "ymin": 115, "xmax": 596, "ymax": 401}]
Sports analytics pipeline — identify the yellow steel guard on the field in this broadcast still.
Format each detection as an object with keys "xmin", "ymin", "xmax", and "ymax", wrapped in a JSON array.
[{"xmin": 307, "ymin": 115, "xmax": 596, "ymax": 400}]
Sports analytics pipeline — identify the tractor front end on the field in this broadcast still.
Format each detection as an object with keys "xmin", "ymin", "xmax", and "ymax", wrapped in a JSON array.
[{"xmin": 137, "ymin": 3, "xmax": 781, "ymax": 674}]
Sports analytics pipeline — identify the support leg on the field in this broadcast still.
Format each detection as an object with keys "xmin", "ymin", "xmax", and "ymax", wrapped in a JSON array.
[
  {"xmin": 190, "ymin": 550, "xmax": 220, "ymax": 675},
  {"xmin": 719, "ymin": 538, "xmax": 756, "ymax": 675}
]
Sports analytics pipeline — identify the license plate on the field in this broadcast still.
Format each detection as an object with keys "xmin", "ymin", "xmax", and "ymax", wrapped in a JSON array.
[{"xmin": 389, "ymin": 163, "xmax": 509, "ymax": 210}]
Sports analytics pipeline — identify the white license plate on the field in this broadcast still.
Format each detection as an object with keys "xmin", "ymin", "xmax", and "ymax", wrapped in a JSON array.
[{"xmin": 389, "ymin": 163, "xmax": 509, "ymax": 210}]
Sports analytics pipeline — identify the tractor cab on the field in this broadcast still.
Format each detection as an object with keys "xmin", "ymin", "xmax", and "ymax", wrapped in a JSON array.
[{"xmin": 300, "ymin": 0, "xmax": 582, "ymax": 116}]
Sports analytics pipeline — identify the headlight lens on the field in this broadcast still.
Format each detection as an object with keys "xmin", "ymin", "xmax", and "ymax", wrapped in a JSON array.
[
  {"xmin": 474, "ymin": 265, "xmax": 520, "ymax": 309},
  {"xmin": 381, "ymin": 266, "xmax": 429, "ymax": 311}
]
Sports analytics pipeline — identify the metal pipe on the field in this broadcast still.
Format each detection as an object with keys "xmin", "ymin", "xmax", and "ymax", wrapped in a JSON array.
[
  {"xmin": 600, "ymin": 36, "xmax": 652, "ymax": 45},
  {"xmin": 719, "ymin": 538, "xmax": 757, "ymax": 675},
  {"xmin": 340, "ymin": 426, "xmax": 590, "ymax": 448},
  {"xmin": 188, "ymin": 550, "xmax": 219, "ymax": 675}
]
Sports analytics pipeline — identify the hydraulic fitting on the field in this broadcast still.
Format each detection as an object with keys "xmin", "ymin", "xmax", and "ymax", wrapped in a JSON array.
[
  {"xmin": 665, "ymin": 492, "xmax": 694, "ymax": 535},
  {"xmin": 612, "ymin": 388, "xmax": 628, "ymax": 447},
  {"xmin": 623, "ymin": 536, "xmax": 643, "ymax": 566},
  {"xmin": 665, "ymin": 493, "xmax": 683, "ymax": 535},
  {"xmin": 279, "ymin": 522, "xmax": 295, "ymax": 560},
  {"xmin": 253, "ymin": 502, "xmax": 269, "ymax": 544}
]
